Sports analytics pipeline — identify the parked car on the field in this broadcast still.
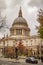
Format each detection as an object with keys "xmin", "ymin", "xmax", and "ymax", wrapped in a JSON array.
[
  {"xmin": 41, "ymin": 56, "xmax": 43, "ymax": 62},
  {"xmin": 25, "ymin": 57, "xmax": 38, "ymax": 64}
]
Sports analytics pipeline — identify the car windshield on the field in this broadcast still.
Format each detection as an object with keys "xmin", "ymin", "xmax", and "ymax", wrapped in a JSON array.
[{"xmin": 30, "ymin": 57, "xmax": 35, "ymax": 61}]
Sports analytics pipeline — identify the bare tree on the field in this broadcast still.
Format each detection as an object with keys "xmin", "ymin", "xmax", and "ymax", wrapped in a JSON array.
[{"xmin": 38, "ymin": 9, "xmax": 43, "ymax": 26}]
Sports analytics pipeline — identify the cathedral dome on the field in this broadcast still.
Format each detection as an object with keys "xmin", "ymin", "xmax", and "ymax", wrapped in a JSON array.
[
  {"xmin": 13, "ymin": 17, "xmax": 28, "ymax": 26},
  {"xmin": 10, "ymin": 7, "xmax": 30, "ymax": 38},
  {"xmin": 12, "ymin": 7, "xmax": 28, "ymax": 27}
]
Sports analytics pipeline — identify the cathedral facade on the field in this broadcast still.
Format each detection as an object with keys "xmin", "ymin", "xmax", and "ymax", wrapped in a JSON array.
[{"xmin": 0, "ymin": 8, "xmax": 43, "ymax": 57}]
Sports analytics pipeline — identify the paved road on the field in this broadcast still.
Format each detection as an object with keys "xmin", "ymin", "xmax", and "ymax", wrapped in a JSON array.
[
  {"xmin": 0, "ymin": 58, "xmax": 43, "ymax": 65},
  {"xmin": 0, "ymin": 60, "xmax": 43, "ymax": 65}
]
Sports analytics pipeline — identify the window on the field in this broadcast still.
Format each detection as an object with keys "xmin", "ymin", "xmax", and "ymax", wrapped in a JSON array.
[
  {"xmin": 16, "ymin": 29, "xmax": 22, "ymax": 35},
  {"xmin": 25, "ymin": 30, "xmax": 29, "ymax": 36}
]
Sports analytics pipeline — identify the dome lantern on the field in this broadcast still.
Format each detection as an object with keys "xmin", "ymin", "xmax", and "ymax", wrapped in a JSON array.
[{"xmin": 18, "ymin": 7, "xmax": 22, "ymax": 17}]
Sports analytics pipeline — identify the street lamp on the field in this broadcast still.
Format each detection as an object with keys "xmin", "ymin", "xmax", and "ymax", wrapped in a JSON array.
[
  {"xmin": 31, "ymin": 39, "xmax": 33, "ymax": 56},
  {"xmin": 39, "ymin": 39, "xmax": 42, "ymax": 62},
  {"xmin": 26, "ymin": 44, "xmax": 28, "ymax": 57},
  {"xmin": 3, "ymin": 35, "xmax": 5, "ymax": 56},
  {"xmin": 15, "ymin": 43, "xmax": 18, "ymax": 59}
]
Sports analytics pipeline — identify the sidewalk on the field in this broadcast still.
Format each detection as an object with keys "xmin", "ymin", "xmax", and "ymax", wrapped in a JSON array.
[
  {"xmin": 0, "ymin": 57, "xmax": 25, "ymax": 63},
  {"xmin": 0, "ymin": 57, "xmax": 43, "ymax": 63}
]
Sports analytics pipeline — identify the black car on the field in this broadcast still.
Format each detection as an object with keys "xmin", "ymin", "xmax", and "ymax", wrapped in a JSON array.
[
  {"xmin": 25, "ymin": 57, "xmax": 38, "ymax": 64},
  {"xmin": 41, "ymin": 56, "xmax": 43, "ymax": 62}
]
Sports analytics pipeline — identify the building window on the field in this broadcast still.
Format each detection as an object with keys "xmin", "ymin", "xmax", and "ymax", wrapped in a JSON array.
[
  {"xmin": 25, "ymin": 30, "xmax": 28, "ymax": 36},
  {"xmin": 16, "ymin": 29, "xmax": 22, "ymax": 35}
]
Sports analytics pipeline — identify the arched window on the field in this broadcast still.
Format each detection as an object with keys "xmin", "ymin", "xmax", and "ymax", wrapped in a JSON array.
[{"xmin": 16, "ymin": 29, "xmax": 22, "ymax": 35}]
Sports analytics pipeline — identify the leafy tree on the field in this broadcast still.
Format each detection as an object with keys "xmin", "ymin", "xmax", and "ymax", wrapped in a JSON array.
[
  {"xmin": 18, "ymin": 42, "xmax": 26, "ymax": 56},
  {"xmin": 37, "ymin": 9, "xmax": 43, "ymax": 57},
  {"xmin": 18, "ymin": 42, "xmax": 24, "ymax": 55},
  {"xmin": 38, "ymin": 9, "xmax": 43, "ymax": 38},
  {"xmin": 38, "ymin": 26, "xmax": 43, "ymax": 38},
  {"xmin": 2, "ymin": 46, "xmax": 15, "ymax": 58}
]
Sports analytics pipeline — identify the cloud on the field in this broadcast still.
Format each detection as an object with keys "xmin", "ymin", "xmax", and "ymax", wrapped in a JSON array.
[
  {"xmin": 10, "ymin": 0, "xmax": 22, "ymax": 8},
  {"xmin": 0, "ymin": 27, "xmax": 10, "ymax": 36},
  {"xmin": 0, "ymin": 0, "xmax": 6, "ymax": 9},
  {"xmin": 29, "ymin": 0, "xmax": 43, "ymax": 9},
  {"xmin": 5, "ymin": 0, "xmax": 22, "ymax": 8},
  {"xmin": 0, "ymin": 0, "xmax": 43, "ymax": 37},
  {"xmin": 0, "ymin": 32, "xmax": 3, "ymax": 38},
  {"xmin": 21, "ymin": 0, "xmax": 39, "ymax": 35}
]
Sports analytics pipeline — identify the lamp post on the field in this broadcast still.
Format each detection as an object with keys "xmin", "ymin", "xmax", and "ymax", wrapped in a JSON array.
[
  {"xmin": 15, "ymin": 47, "xmax": 18, "ymax": 59},
  {"xmin": 26, "ymin": 44, "xmax": 28, "ymax": 57},
  {"xmin": 31, "ymin": 40, "xmax": 33, "ymax": 56},
  {"xmin": 15, "ymin": 43, "xmax": 18, "ymax": 59},
  {"xmin": 3, "ymin": 35, "xmax": 5, "ymax": 56},
  {"xmin": 39, "ymin": 39, "xmax": 42, "ymax": 62}
]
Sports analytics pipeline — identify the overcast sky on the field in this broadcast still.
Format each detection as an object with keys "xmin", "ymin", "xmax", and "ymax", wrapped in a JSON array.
[{"xmin": 0, "ymin": 0, "xmax": 43, "ymax": 38}]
